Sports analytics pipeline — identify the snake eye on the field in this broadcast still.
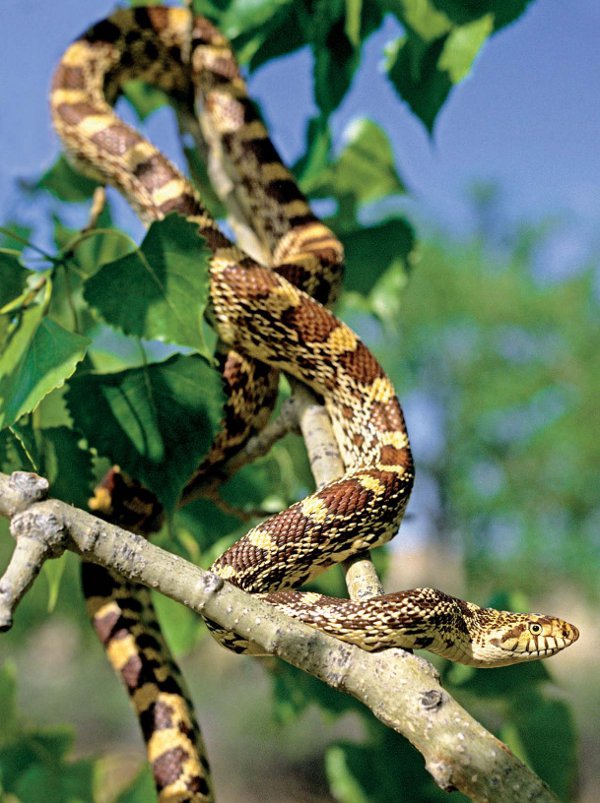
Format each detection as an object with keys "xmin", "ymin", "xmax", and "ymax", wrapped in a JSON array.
[{"xmin": 529, "ymin": 622, "xmax": 543, "ymax": 635}]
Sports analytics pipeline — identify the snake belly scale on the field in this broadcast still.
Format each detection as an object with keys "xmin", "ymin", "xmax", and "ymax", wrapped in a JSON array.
[{"xmin": 50, "ymin": 7, "xmax": 579, "ymax": 802}]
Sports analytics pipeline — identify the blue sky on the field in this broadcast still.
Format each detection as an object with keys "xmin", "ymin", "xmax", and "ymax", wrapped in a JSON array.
[{"xmin": 0, "ymin": 0, "xmax": 599, "ymax": 270}]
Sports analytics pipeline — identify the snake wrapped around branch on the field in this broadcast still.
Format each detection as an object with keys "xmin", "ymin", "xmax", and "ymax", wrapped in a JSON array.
[{"xmin": 50, "ymin": 6, "xmax": 579, "ymax": 801}]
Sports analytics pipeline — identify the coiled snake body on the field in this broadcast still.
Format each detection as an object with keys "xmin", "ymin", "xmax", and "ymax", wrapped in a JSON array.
[{"xmin": 51, "ymin": 7, "xmax": 578, "ymax": 801}]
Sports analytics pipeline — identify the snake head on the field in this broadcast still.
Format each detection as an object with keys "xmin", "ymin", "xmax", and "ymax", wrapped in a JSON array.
[{"xmin": 481, "ymin": 612, "xmax": 579, "ymax": 667}]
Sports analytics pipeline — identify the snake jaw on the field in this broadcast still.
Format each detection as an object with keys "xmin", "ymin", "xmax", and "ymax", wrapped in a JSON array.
[{"xmin": 479, "ymin": 613, "xmax": 580, "ymax": 667}]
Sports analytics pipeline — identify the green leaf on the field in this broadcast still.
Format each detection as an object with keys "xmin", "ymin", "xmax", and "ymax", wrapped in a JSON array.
[
  {"xmin": 439, "ymin": 14, "xmax": 494, "ymax": 82},
  {"xmin": 66, "ymin": 354, "xmax": 224, "ymax": 512},
  {"xmin": 341, "ymin": 217, "xmax": 415, "ymax": 295},
  {"xmin": 122, "ymin": 79, "xmax": 168, "ymax": 120},
  {"xmin": 505, "ymin": 689, "xmax": 578, "ymax": 798},
  {"xmin": 431, "ymin": 0, "xmax": 533, "ymax": 32},
  {"xmin": 305, "ymin": 119, "xmax": 405, "ymax": 227},
  {"xmin": 41, "ymin": 426, "xmax": 94, "ymax": 508},
  {"xmin": 294, "ymin": 116, "xmax": 332, "ymax": 189},
  {"xmin": 183, "ymin": 147, "xmax": 227, "ymax": 219},
  {"xmin": 0, "ymin": 730, "xmax": 94, "ymax": 803},
  {"xmin": 345, "ymin": 0, "xmax": 362, "ymax": 46},
  {"xmin": 217, "ymin": 0, "xmax": 294, "ymax": 40},
  {"xmin": 0, "ymin": 252, "xmax": 28, "ymax": 309},
  {"xmin": 54, "ymin": 208, "xmax": 135, "ymax": 278},
  {"xmin": 0, "ymin": 427, "xmax": 35, "ymax": 473},
  {"xmin": 8, "ymin": 418, "xmax": 40, "ymax": 471},
  {"xmin": 84, "ymin": 215, "xmax": 212, "ymax": 356},
  {"xmin": 0, "ymin": 664, "xmax": 18, "ymax": 745},
  {"xmin": 0, "ymin": 315, "xmax": 89, "ymax": 429},
  {"xmin": 114, "ymin": 764, "xmax": 156, "ymax": 803},
  {"xmin": 324, "ymin": 734, "xmax": 455, "ymax": 803},
  {"xmin": 311, "ymin": 0, "xmax": 359, "ymax": 118},
  {"xmin": 334, "ymin": 119, "xmax": 405, "ymax": 204},
  {"xmin": 246, "ymin": 2, "xmax": 306, "ymax": 70},
  {"xmin": 326, "ymin": 744, "xmax": 370, "ymax": 803},
  {"xmin": 43, "ymin": 555, "xmax": 67, "ymax": 615},
  {"xmin": 152, "ymin": 592, "xmax": 202, "ymax": 656},
  {"xmin": 38, "ymin": 155, "xmax": 100, "ymax": 203},
  {"xmin": 0, "ymin": 223, "xmax": 32, "ymax": 254},
  {"xmin": 385, "ymin": 9, "xmax": 494, "ymax": 132},
  {"xmin": 386, "ymin": 33, "xmax": 452, "ymax": 133}
]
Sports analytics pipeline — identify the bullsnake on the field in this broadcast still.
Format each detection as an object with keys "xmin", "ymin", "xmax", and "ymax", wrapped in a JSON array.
[{"xmin": 51, "ymin": 7, "xmax": 579, "ymax": 801}]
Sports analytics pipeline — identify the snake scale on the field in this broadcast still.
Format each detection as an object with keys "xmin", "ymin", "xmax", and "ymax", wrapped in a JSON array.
[{"xmin": 51, "ymin": 7, "xmax": 579, "ymax": 802}]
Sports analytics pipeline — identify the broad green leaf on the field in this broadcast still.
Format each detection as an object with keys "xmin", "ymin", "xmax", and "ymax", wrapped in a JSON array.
[
  {"xmin": 84, "ymin": 215, "xmax": 212, "ymax": 356},
  {"xmin": 0, "ymin": 316, "xmax": 89, "ymax": 429},
  {"xmin": 0, "ymin": 427, "xmax": 36, "ymax": 473},
  {"xmin": 87, "ymin": 323, "xmax": 185, "ymax": 373},
  {"xmin": 38, "ymin": 155, "xmax": 100, "ymax": 203},
  {"xmin": 66, "ymin": 354, "xmax": 224, "ymax": 512},
  {"xmin": 270, "ymin": 661, "xmax": 355, "ymax": 723}
]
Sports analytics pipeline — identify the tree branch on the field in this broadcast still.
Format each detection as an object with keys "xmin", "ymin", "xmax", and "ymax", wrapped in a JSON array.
[{"xmin": 0, "ymin": 471, "xmax": 559, "ymax": 802}]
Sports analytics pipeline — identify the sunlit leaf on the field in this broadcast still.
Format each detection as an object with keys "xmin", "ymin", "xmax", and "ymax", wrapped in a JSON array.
[
  {"xmin": 439, "ymin": 14, "xmax": 493, "ymax": 82},
  {"xmin": 344, "ymin": 0, "xmax": 363, "ymax": 46}
]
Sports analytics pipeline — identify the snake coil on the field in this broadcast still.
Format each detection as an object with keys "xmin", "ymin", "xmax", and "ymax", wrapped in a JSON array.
[{"xmin": 51, "ymin": 7, "xmax": 579, "ymax": 801}]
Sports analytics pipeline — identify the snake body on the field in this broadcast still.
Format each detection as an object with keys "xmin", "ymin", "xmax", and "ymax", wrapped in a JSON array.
[{"xmin": 51, "ymin": 7, "xmax": 578, "ymax": 801}]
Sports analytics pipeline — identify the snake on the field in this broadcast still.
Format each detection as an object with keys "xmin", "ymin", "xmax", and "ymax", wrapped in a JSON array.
[{"xmin": 51, "ymin": 6, "xmax": 579, "ymax": 801}]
